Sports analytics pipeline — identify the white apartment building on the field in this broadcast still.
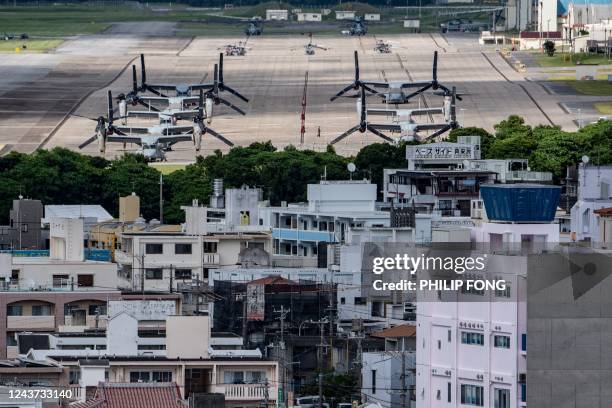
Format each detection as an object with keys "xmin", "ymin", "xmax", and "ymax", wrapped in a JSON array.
[
  {"xmin": 115, "ymin": 186, "xmax": 272, "ymax": 291},
  {"xmin": 259, "ymin": 180, "xmax": 390, "ymax": 258},
  {"xmin": 570, "ymin": 164, "xmax": 612, "ymax": 242},
  {"xmin": 417, "ymin": 184, "xmax": 561, "ymax": 408},
  {"xmin": 1, "ymin": 218, "xmax": 119, "ymax": 292}
]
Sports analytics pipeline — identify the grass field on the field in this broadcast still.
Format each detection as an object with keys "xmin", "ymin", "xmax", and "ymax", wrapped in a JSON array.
[
  {"xmin": 0, "ymin": 3, "xmax": 466, "ymax": 38},
  {"xmin": 594, "ymin": 102, "xmax": 612, "ymax": 114},
  {"xmin": 0, "ymin": 39, "xmax": 63, "ymax": 52},
  {"xmin": 565, "ymin": 80, "xmax": 612, "ymax": 96},
  {"xmin": 536, "ymin": 52, "xmax": 610, "ymax": 67}
]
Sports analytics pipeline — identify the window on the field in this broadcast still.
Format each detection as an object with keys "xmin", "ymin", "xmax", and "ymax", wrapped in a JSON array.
[
  {"xmin": 6, "ymin": 334, "xmax": 17, "ymax": 346},
  {"xmin": 448, "ymin": 330, "xmax": 451, "ymax": 342},
  {"xmin": 371, "ymin": 369, "xmax": 376, "ymax": 394},
  {"xmin": 77, "ymin": 274, "xmax": 94, "ymax": 287},
  {"xmin": 246, "ymin": 371, "xmax": 265, "ymax": 384},
  {"xmin": 354, "ymin": 297, "xmax": 366, "ymax": 306},
  {"xmin": 437, "ymin": 340, "xmax": 441, "ymax": 349},
  {"xmin": 494, "ymin": 335, "xmax": 510, "ymax": 349},
  {"xmin": 10, "ymin": 269, "xmax": 19, "ymax": 284},
  {"xmin": 146, "ymin": 268, "xmax": 163, "ymax": 280},
  {"xmin": 495, "ymin": 285, "xmax": 511, "ymax": 298},
  {"xmin": 53, "ymin": 274, "xmax": 69, "ymax": 288},
  {"xmin": 461, "ymin": 284, "xmax": 485, "ymax": 296},
  {"xmin": 145, "ymin": 243, "xmax": 163, "ymax": 254},
  {"xmin": 7, "ymin": 305, "xmax": 22, "ymax": 316},
  {"xmin": 130, "ymin": 371, "xmax": 150, "ymax": 383},
  {"xmin": 461, "ymin": 331, "xmax": 484, "ymax": 346},
  {"xmin": 340, "ymin": 297, "xmax": 346, "ymax": 305},
  {"xmin": 152, "ymin": 371, "xmax": 172, "ymax": 382},
  {"xmin": 32, "ymin": 304, "xmax": 52, "ymax": 316},
  {"xmin": 203, "ymin": 242, "xmax": 218, "ymax": 253},
  {"xmin": 224, "ymin": 371, "xmax": 244, "ymax": 384},
  {"xmin": 130, "ymin": 371, "xmax": 172, "ymax": 383},
  {"xmin": 138, "ymin": 345, "xmax": 166, "ymax": 350},
  {"xmin": 494, "ymin": 388, "xmax": 510, "ymax": 408},
  {"xmin": 175, "ymin": 243, "xmax": 192, "ymax": 255},
  {"xmin": 461, "ymin": 384, "xmax": 484, "ymax": 406},
  {"xmin": 175, "ymin": 268, "xmax": 192, "ymax": 280},
  {"xmin": 69, "ymin": 369, "xmax": 81, "ymax": 385},
  {"xmin": 88, "ymin": 305, "xmax": 107, "ymax": 316},
  {"xmin": 447, "ymin": 382, "xmax": 451, "ymax": 403}
]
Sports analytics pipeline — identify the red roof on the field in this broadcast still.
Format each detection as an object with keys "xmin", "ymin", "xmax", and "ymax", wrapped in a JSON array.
[
  {"xmin": 520, "ymin": 31, "xmax": 562, "ymax": 39},
  {"xmin": 70, "ymin": 382, "xmax": 186, "ymax": 408},
  {"xmin": 594, "ymin": 207, "xmax": 612, "ymax": 216},
  {"xmin": 371, "ymin": 324, "xmax": 417, "ymax": 339}
]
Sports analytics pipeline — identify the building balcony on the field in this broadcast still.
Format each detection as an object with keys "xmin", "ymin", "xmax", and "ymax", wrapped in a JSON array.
[
  {"xmin": 202, "ymin": 252, "xmax": 220, "ymax": 265},
  {"xmin": 63, "ymin": 315, "xmax": 107, "ymax": 330},
  {"xmin": 7, "ymin": 315, "xmax": 55, "ymax": 330},
  {"xmin": 215, "ymin": 384, "xmax": 277, "ymax": 401}
]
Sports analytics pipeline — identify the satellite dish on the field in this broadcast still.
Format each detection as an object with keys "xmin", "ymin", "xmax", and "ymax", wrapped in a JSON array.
[
  {"xmin": 347, "ymin": 163, "xmax": 356, "ymax": 173},
  {"xmin": 582, "ymin": 155, "xmax": 590, "ymax": 164}
]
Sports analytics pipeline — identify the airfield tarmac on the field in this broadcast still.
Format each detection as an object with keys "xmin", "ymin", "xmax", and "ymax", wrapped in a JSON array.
[{"xmin": 0, "ymin": 28, "xmax": 595, "ymax": 160}]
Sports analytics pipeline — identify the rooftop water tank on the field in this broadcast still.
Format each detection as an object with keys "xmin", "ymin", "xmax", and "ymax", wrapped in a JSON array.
[{"xmin": 480, "ymin": 184, "xmax": 561, "ymax": 223}]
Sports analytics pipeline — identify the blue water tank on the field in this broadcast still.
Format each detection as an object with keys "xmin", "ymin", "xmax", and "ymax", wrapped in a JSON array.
[{"xmin": 480, "ymin": 184, "xmax": 561, "ymax": 223}]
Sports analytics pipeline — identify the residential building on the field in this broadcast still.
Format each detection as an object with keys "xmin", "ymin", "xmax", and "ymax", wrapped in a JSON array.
[
  {"xmin": 18, "ymin": 309, "xmax": 278, "ymax": 407},
  {"xmin": 416, "ymin": 184, "xmax": 560, "ymax": 408},
  {"xmin": 0, "ymin": 199, "xmax": 44, "ymax": 250},
  {"xmin": 364, "ymin": 13, "xmax": 380, "ymax": 21},
  {"xmin": 570, "ymin": 164, "xmax": 612, "ymax": 242},
  {"xmin": 259, "ymin": 180, "xmax": 389, "ymax": 259},
  {"xmin": 362, "ymin": 325, "xmax": 417, "ymax": 408},
  {"xmin": 384, "ymin": 137, "xmax": 552, "ymax": 217}
]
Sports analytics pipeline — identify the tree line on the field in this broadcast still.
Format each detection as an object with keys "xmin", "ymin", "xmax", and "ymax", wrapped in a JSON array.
[{"xmin": 0, "ymin": 116, "xmax": 610, "ymax": 225}]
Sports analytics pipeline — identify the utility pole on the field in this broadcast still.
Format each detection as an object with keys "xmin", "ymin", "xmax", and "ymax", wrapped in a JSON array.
[
  {"xmin": 400, "ymin": 337, "xmax": 408, "ymax": 408},
  {"xmin": 169, "ymin": 264, "xmax": 174, "ymax": 293},
  {"xmin": 159, "ymin": 173, "xmax": 164, "ymax": 224},
  {"xmin": 141, "ymin": 254, "xmax": 145, "ymax": 294},
  {"xmin": 274, "ymin": 306, "xmax": 290, "ymax": 408},
  {"xmin": 315, "ymin": 318, "xmax": 328, "ymax": 408}
]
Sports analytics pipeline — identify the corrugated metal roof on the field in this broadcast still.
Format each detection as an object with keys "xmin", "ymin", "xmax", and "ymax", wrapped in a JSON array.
[{"xmin": 44, "ymin": 205, "xmax": 113, "ymax": 223}]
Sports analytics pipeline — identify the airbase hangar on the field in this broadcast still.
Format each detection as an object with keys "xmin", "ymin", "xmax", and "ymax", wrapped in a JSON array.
[{"xmin": 0, "ymin": 22, "xmax": 592, "ymax": 161}]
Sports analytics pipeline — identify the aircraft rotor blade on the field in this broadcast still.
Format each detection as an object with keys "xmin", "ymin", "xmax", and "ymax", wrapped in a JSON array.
[
  {"xmin": 206, "ymin": 127, "xmax": 234, "ymax": 147},
  {"xmin": 107, "ymin": 90, "xmax": 114, "ymax": 125},
  {"xmin": 78, "ymin": 134, "xmax": 98, "ymax": 149},
  {"xmin": 432, "ymin": 51, "xmax": 438, "ymax": 84},
  {"xmin": 132, "ymin": 65, "xmax": 138, "ymax": 93},
  {"xmin": 330, "ymin": 84, "xmax": 355, "ymax": 101},
  {"xmin": 218, "ymin": 97, "xmax": 246, "ymax": 115},
  {"xmin": 140, "ymin": 54, "xmax": 146, "ymax": 89},
  {"xmin": 354, "ymin": 50, "xmax": 359, "ymax": 82},
  {"xmin": 221, "ymin": 84, "xmax": 249, "ymax": 103},
  {"xmin": 330, "ymin": 124, "xmax": 361, "ymax": 145},
  {"xmin": 366, "ymin": 125, "xmax": 395, "ymax": 143}
]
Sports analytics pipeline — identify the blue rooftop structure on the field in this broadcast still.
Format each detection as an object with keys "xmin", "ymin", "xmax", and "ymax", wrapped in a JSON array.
[{"xmin": 480, "ymin": 184, "xmax": 561, "ymax": 223}]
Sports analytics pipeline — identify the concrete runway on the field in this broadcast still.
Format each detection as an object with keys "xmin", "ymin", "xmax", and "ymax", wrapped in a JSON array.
[{"xmin": 0, "ymin": 29, "xmax": 587, "ymax": 160}]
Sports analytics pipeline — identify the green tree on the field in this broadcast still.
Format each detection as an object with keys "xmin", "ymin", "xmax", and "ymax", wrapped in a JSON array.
[
  {"xmin": 354, "ymin": 142, "xmax": 407, "ymax": 199},
  {"xmin": 543, "ymin": 40, "xmax": 556, "ymax": 57}
]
